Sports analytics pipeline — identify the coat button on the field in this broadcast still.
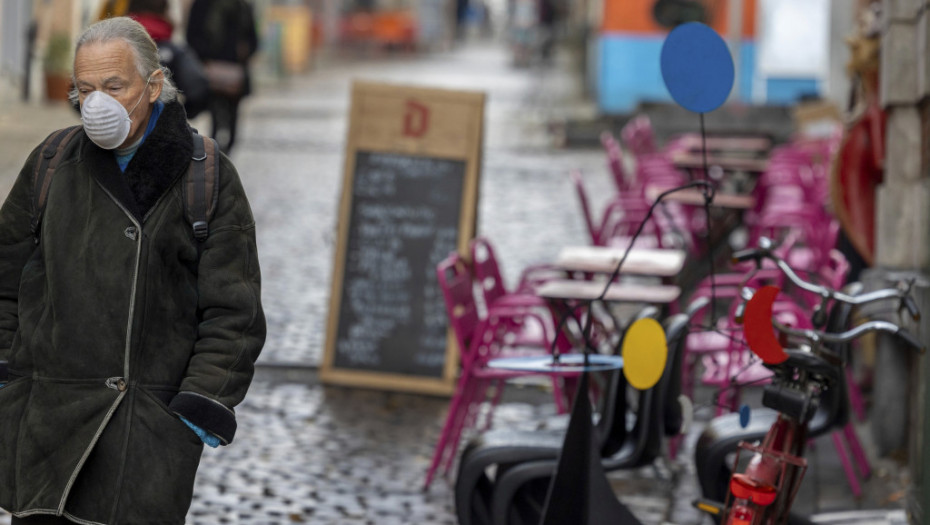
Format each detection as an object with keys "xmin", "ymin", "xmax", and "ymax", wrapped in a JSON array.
[
  {"xmin": 124, "ymin": 226, "xmax": 137, "ymax": 240},
  {"xmin": 117, "ymin": 379, "xmax": 127, "ymax": 392}
]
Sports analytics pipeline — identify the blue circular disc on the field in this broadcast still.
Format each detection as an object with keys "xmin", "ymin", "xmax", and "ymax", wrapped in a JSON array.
[
  {"xmin": 739, "ymin": 404, "xmax": 751, "ymax": 428},
  {"xmin": 660, "ymin": 22, "xmax": 734, "ymax": 113}
]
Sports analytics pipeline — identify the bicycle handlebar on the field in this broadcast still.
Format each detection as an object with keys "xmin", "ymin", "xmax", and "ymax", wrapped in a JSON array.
[
  {"xmin": 774, "ymin": 319, "xmax": 927, "ymax": 354},
  {"xmin": 903, "ymin": 295, "xmax": 922, "ymax": 321},
  {"xmin": 732, "ymin": 237, "xmax": 921, "ymax": 321}
]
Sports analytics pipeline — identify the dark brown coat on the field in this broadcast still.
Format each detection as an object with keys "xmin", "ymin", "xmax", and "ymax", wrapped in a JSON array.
[{"xmin": 0, "ymin": 101, "xmax": 265, "ymax": 524}]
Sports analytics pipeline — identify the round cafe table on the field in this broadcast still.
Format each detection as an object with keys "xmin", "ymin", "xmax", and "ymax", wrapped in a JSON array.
[{"xmin": 488, "ymin": 354, "xmax": 623, "ymax": 374}]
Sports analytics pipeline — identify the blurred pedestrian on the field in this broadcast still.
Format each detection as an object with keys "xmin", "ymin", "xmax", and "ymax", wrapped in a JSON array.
[
  {"xmin": 538, "ymin": 0, "xmax": 557, "ymax": 62},
  {"xmin": 96, "ymin": 0, "xmax": 130, "ymax": 20},
  {"xmin": 186, "ymin": 0, "xmax": 258, "ymax": 154},
  {"xmin": 0, "ymin": 17, "xmax": 265, "ymax": 524},
  {"xmin": 455, "ymin": 0, "xmax": 470, "ymax": 39},
  {"xmin": 127, "ymin": 0, "xmax": 210, "ymax": 119},
  {"xmin": 509, "ymin": 0, "xmax": 537, "ymax": 66}
]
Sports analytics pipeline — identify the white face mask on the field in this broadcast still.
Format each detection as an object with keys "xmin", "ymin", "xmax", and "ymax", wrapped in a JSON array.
[{"xmin": 80, "ymin": 78, "xmax": 150, "ymax": 150}]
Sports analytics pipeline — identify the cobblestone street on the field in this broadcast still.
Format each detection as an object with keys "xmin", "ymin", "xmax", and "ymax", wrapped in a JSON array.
[{"xmin": 0, "ymin": 37, "xmax": 913, "ymax": 525}]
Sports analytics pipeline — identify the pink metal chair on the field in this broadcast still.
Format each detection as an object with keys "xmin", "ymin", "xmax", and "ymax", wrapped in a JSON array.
[
  {"xmin": 469, "ymin": 236, "xmax": 572, "ymax": 350},
  {"xmin": 424, "ymin": 253, "xmax": 575, "ymax": 488},
  {"xmin": 569, "ymin": 169, "xmax": 660, "ymax": 249},
  {"xmin": 756, "ymin": 216, "xmax": 837, "ymax": 274},
  {"xmin": 470, "ymin": 237, "xmax": 559, "ymax": 304},
  {"xmin": 681, "ymin": 269, "xmax": 784, "ymax": 403}
]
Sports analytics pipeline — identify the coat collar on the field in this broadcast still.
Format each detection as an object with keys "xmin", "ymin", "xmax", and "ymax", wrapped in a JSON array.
[{"xmin": 84, "ymin": 100, "xmax": 193, "ymax": 222}]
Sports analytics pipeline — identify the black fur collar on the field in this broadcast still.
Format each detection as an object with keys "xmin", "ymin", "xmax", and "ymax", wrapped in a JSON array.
[{"xmin": 83, "ymin": 101, "xmax": 192, "ymax": 221}]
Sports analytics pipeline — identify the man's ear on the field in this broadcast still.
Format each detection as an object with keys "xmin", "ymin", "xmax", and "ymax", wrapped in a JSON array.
[{"xmin": 148, "ymin": 69, "xmax": 164, "ymax": 103}]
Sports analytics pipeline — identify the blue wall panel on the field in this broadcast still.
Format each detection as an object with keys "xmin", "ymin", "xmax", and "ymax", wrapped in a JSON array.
[
  {"xmin": 765, "ymin": 78, "xmax": 820, "ymax": 105},
  {"xmin": 598, "ymin": 34, "xmax": 669, "ymax": 114},
  {"xmin": 597, "ymin": 34, "xmax": 760, "ymax": 114}
]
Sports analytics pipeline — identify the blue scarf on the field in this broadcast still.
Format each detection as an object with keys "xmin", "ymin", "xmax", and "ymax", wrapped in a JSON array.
[{"xmin": 115, "ymin": 100, "xmax": 164, "ymax": 171}]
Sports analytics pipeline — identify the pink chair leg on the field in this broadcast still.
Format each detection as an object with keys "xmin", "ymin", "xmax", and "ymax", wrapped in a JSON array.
[
  {"xmin": 559, "ymin": 375, "xmax": 581, "ymax": 414},
  {"xmin": 729, "ymin": 385, "xmax": 742, "ymax": 413},
  {"xmin": 668, "ymin": 435, "xmax": 682, "ymax": 461},
  {"xmin": 480, "ymin": 378, "xmax": 506, "ymax": 432},
  {"xmin": 551, "ymin": 376, "xmax": 569, "ymax": 414},
  {"xmin": 831, "ymin": 431, "xmax": 862, "ymax": 498},
  {"xmin": 846, "ymin": 368, "xmax": 867, "ymax": 422},
  {"xmin": 843, "ymin": 422, "xmax": 871, "ymax": 479},
  {"xmin": 425, "ymin": 373, "xmax": 474, "ymax": 488},
  {"xmin": 445, "ymin": 376, "xmax": 488, "ymax": 475},
  {"xmin": 715, "ymin": 387, "xmax": 734, "ymax": 417}
]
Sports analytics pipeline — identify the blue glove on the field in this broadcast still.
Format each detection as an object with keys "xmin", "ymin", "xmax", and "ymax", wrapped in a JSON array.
[{"xmin": 178, "ymin": 415, "xmax": 221, "ymax": 448}]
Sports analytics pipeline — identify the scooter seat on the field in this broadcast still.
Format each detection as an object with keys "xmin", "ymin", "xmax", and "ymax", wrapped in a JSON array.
[{"xmin": 694, "ymin": 408, "xmax": 779, "ymax": 503}]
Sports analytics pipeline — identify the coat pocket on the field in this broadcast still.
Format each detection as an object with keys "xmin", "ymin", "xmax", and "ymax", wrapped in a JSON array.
[
  {"xmin": 141, "ymin": 387, "xmax": 205, "ymax": 447},
  {"xmin": 110, "ymin": 388, "xmax": 204, "ymax": 523}
]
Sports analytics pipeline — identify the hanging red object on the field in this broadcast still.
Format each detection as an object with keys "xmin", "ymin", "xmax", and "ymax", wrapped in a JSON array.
[
  {"xmin": 830, "ymin": 99, "xmax": 885, "ymax": 266},
  {"xmin": 743, "ymin": 285, "xmax": 789, "ymax": 365}
]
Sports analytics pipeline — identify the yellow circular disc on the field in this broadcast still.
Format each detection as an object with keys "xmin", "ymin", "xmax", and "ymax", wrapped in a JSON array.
[{"xmin": 621, "ymin": 318, "xmax": 668, "ymax": 390}]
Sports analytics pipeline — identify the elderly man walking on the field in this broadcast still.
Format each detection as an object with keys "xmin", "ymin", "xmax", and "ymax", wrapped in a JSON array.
[{"xmin": 0, "ymin": 17, "xmax": 265, "ymax": 525}]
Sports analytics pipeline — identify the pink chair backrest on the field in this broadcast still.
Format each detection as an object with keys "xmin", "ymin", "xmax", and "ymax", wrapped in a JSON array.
[
  {"xmin": 569, "ymin": 169, "xmax": 601, "ymax": 245},
  {"xmin": 436, "ymin": 252, "xmax": 479, "ymax": 360},
  {"xmin": 635, "ymin": 155, "xmax": 683, "ymax": 192},
  {"xmin": 621, "ymin": 115, "xmax": 657, "ymax": 157},
  {"xmin": 601, "ymin": 131, "xmax": 629, "ymax": 192},
  {"xmin": 470, "ymin": 237, "xmax": 507, "ymax": 307}
]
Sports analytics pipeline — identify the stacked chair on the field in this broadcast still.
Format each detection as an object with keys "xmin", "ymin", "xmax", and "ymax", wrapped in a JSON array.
[
  {"xmin": 425, "ymin": 238, "xmax": 581, "ymax": 489},
  {"xmin": 589, "ymin": 115, "xmax": 871, "ymax": 495},
  {"xmin": 569, "ymin": 169, "xmax": 659, "ymax": 249},
  {"xmin": 442, "ymin": 112, "xmax": 871, "ymax": 521},
  {"xmin": 682, "ymin": 125, "xmax": 844, "ymax": 405},
  {"xmin": 469, "ymin": 237, "xmax": 563, "ymax": 347},
  {"xmin": 573, "ymin": 138, "xmax": 693, "ymax": 251}
]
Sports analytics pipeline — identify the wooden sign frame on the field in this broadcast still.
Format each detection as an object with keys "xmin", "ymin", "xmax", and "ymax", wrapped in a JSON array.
[{"xmin": 321, "ymin": 81, "xmax": 485, "ymax": 395}]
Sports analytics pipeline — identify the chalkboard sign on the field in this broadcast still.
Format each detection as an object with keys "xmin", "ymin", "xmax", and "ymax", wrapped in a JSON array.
[
  {"xmin": 322, "ymin": 82, "xmax": 485, "ymax": 395},
  {"xmin": 333, "ymin": 151, "xmax": 465, "ymax": 374}
]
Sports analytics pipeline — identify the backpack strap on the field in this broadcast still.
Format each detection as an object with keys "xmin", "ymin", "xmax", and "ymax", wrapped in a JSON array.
[
  {"xmin": 30, "ymin": 127, "xmax": 220, "ymax": 249},
  {"xmin": 32, "ymin": 125, "xmax": 83, "ymax": 244},
  {"xmin": 184, "ymin": 131, "xmax": 220, "ymax": 244}
]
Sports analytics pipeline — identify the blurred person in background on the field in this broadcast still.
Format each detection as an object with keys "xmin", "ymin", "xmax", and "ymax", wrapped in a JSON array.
[
  {"xmin": 538, "ymin": 0, "xmax": 557, "ymax": 62},
  {"xmin": 509, "ymin": 0, "xmax": 537, "ymax": 66},
  {"xmin": 96, "ymin": 0, "xmax": 131, "ymax": 19},
  {"xmin": 0, "ymin": 17, "xmax": 265, "ymax": 524},
  {"xmin": 127, "ymin": 0, "xmax": 210, "ymax": 119},
  {"xmin": 456, "ymin": 0, "xmax": 470, "ymax": 39},
  {"xmin": 186, "ymin": 0, "xmax": 258, "ymax": 154}
]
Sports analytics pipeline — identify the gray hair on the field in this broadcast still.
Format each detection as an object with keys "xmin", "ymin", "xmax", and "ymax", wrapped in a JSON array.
[{"xmin": 68, "ymin": 17, "xmax": 178, "ymax": 106}]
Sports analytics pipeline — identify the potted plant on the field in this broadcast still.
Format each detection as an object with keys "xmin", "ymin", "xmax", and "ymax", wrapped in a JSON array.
[{"xmin": 43, "ymin": 32, "xmax": 73, "ymax": 102}]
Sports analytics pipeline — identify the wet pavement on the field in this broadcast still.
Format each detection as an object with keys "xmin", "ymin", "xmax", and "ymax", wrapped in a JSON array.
[{"xmin": 0, "ymin": 38, "xmax": 914, "ymax": 524}]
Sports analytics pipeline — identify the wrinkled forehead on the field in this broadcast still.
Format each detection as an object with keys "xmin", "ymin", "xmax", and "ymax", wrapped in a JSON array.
[{"xmin": 74, "ymin": 39, "xmax": 140, "ymax": 85}]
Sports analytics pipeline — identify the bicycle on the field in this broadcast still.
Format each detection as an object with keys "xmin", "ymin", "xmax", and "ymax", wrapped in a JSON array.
[{"xmin": 692, "ymin": 236, "xmax": 924, "ymax": 525}]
